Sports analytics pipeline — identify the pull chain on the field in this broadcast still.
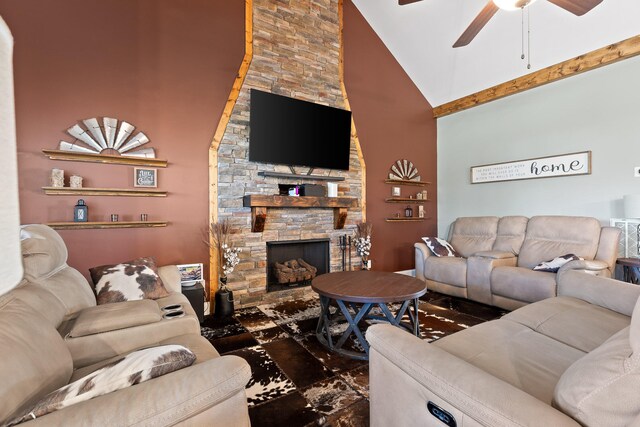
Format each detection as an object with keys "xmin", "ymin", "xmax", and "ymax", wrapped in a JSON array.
[
  {"xmin": 527, "ymin": 6, "xmax": 531, "ymax": 69},
  {"xmin": 521, "ymin": 7, "xmax": 525, "ymax": 60}
]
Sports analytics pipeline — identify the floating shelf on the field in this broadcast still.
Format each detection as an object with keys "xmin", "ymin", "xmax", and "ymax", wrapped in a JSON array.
[
  {"xmin": 384, "ymin": 197, "xmax": 429, "ymax": 204},
  {"xmin": 243, "ymin": 195, "xmax": 358, "ymax": 232},
  {"xmin": 384, "ymin": 179, "xmax": 430, "ymax": 186},
  {"xmin": 384, "ymin": 217, "xmax": 428, "ymax": 223},
  {"xmin": 42, "ymin": 187, "xmax": 167, "ymax": 197},
  {"xmin": 42, "ymin": 149, "xmax": 168, "ymax": 168},
  {"xmin": 47, "ymin": 221, "xmax": 168, "ymax": 230}
]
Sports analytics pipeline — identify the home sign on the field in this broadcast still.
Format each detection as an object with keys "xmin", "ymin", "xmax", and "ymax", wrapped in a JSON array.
[
  {"xmin": 134, "ymin": 168, "xmax": 157, "ymax": 188},
  {"xmin": 471, "ymin": 151, "xmax": 591, "ymax": 184}
]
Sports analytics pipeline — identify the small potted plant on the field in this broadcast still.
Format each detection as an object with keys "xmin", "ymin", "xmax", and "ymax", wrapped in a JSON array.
[{"xmin": 354, "ymin": 222, "xmax": 373, "ymax": 270}]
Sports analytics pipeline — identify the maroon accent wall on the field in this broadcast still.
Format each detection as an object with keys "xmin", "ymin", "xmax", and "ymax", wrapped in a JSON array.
[
  {"xmin": 1, "ymin": 0, "xmax": 435, "ymax": 281},
  {"xmin": 0, "ymin": 0, "xmax": 245, "ymax": 280},
  {"xmin": 343, "ymin": 1, "xmax": 438, "ymax": 272}
]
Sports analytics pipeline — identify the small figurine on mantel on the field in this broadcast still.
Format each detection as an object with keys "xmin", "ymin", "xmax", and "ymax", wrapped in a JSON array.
[
  {"xmin": 70, "ymin": 175, "xmax": 83, "ymax": 188},
  {"xmin": 50, "ymin": 169, "xmax": 64, "ymax": 188}
]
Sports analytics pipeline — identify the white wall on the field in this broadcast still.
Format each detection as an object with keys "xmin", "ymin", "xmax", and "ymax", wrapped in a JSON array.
[{"xmin": 437, "ymin": 56, "xmax": 640, "ymax": 237}]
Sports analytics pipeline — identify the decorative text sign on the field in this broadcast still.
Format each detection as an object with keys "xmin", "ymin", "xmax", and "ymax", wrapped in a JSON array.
[
  {"xmin": 471, "ymin": 151, "xmax": 591, "ymax": 184},
  {"xmin": 134, "ymin": 167, "xmax": 157, "ymax": 188}
]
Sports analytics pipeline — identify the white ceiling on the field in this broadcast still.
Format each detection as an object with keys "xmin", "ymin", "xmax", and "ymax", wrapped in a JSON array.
[{"xmin": 352, "ymin": 0, "xmax": 640, "ymax": 106}]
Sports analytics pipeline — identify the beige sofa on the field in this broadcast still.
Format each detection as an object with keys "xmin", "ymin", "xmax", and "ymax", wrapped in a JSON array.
[
  {"xmin": 0, "ymin": 225, "xmax": 251, "ymax": 426},
  {"xmin": 415, "ymin": 216, "xmax": 620, "ymax": 310},
  {"xmin": 367, "ymin": 270, "xmax": 640, "ymax": 426}
]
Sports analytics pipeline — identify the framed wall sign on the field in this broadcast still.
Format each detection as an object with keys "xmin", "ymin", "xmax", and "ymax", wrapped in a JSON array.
[
  {"xmin": 134, "ymin": 167, "xmax": 157, "ymax": 187},
  {"xmin": 176, "ymin": 263, "xmax": 204, "ymax": 286},
  {"xmin": 470, "ymin": 151, "xmax": 591, "ymax": 184}
]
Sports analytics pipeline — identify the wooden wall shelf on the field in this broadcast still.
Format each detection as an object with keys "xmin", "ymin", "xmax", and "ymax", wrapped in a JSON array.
[
  {"xmin": 257, "ymin": 171, "xmax": 345, "ymax": 182},
  {"xmin": 384, "ymin": 179, "xmax": 430, "ymax": 187},
  {"xmin": 42, "ymin": 149, "xmax": 168, "ymax": 168},
  {"xmin": 385, "ymin": 217, "xmax": 428, "ymax": 223},
  {"xmin": 243, "ymin": 195, "xmax": 358, "ymax": 232},
  {"xmin": 384, "ymin": 197, "xmax": 428, "ymax": 204},
  {"xmin": 42, "ymin": 187, "xmax": 167, "ymax": 197},
  {"xmin": 47, "ymin": 221, "xmax": 168, "ymax": 230}
]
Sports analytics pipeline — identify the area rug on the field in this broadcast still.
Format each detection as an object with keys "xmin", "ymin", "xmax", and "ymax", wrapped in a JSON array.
[{"xmin": 201, "ymin": 290, "xmax": 506, "ymax": 427}]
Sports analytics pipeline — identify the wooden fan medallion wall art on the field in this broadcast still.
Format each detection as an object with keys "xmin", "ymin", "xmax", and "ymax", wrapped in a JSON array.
[{"xmin": 388, "ymin": 159, "xmax": 421, "ymax": 182}]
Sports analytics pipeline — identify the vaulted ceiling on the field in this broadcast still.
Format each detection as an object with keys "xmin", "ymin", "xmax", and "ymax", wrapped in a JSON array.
[{"xmin": 352, "ymin": 0, "xmax": 640, "ymax": 106}]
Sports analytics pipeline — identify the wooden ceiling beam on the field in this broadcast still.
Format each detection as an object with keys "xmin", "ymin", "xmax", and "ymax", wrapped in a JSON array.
[{"xmin": 433, "ymin": 34, "xmax": 640, "ymax": 118}]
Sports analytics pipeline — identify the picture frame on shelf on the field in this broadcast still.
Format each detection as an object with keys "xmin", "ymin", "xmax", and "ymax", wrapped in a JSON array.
[
  {"xmin": 176, "ymin": 263, "xmax": 204, "ymax": 287},
  {"xmin": 134, "ymin": 167, "xmax": 157, "ymax": 188},
  {"xmin": 391, "ymin": 186, "xmax": 401, "ymax": 197}
]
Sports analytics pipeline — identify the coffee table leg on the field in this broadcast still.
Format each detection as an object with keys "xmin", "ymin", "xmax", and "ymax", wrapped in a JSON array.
[
  {"xmin": 335, "ymin": 299, "xmax": 372, "ymax": 355},
  {"xmin": 316, "ymin": 295, "xmax": 334, "ymax": 349},
  {"xmin": 412, "ymin": 298, "xmax": 420, "ymax": 336}
]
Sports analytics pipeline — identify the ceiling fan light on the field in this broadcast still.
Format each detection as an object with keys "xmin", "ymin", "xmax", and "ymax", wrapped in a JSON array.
[{"xmin": 492, "ymin": 0, "xmax": 539, "ymax": 11}]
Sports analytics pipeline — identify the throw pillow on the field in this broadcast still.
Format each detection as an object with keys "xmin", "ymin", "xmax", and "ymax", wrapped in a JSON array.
[
  {"xmin": 7, "ymin": 345, "xmax": 196, "ymax": 426},
  {"xmin": 422, "ymin": 237, "xmax": 461, "ymax": 258},
  {"xmin": 533, "ymin": 254, "xmax": 583, "ymax": 273},
  {"xmin": 89, "ymin": 257, "xmax": 170, "ymax": 305}
]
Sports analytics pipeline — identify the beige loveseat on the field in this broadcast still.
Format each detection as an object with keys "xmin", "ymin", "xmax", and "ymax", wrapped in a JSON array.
[
  {"xmin": 415, "ymin": 216, "xmax": 620, "ymax": 310},
  {"xmin": 367, "ymin": 270, "xmax": 640, "ymax": 426},
  {"xmin": 0, "ymin": 225, "xmax": 251, "ymax": 426}
]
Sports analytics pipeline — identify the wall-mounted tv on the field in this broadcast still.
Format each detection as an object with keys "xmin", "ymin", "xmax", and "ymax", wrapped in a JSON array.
[{"xmin": 249, "ymin": 89, "xmax": 352, "ymax": 171}]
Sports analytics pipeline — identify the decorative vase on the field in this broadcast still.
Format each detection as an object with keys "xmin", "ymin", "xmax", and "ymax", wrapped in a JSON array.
[{"xmin": 214, "ymin": 276, "xmax": 234, "ymax": 318}]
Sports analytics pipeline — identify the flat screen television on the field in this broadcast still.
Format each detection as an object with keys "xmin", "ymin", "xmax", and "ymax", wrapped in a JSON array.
[{"xmin": 249, "ymin": 89, "xmax": 352, "ymax": 171}]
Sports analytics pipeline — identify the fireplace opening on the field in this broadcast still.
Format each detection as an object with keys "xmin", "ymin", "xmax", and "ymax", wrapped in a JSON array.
[{"xmin": 266, "ymin": 238, "xmax": 330, "ymax": 292}]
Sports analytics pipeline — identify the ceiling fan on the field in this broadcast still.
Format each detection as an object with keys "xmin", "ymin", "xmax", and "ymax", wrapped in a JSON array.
[{"xmin": 398, "ymin": 0, "xmax": 603, "ymax": 47}]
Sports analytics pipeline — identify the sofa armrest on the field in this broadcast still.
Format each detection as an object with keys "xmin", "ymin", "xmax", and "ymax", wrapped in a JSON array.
[
  {"xmin": 558, "ymin": 259, "xmax": 609, "ymax": 275},
  {"xmin": 558, "ymin": 270, "xmax": 640, "ymax": 316},
  {"xmin": 366, "ymin": 324, "xmax": 580, "ymax": 427},
  {"xmin": 414, "ymin": 243, "xmax": 432, "ymax": 281},
  {"xmin": 69, "ymin": 300, "xmax": 161, "ymax": 338},
  {"xmin": 158, "ymin": 265, "xmax": 183, "ymax": 294},
  {"xmin": 24, "ymin": 355, "xmax": 251, "ymax": 427},
  {"xmin": 472, "ymin": 250, "xmax": 516, "ymax": 260}
]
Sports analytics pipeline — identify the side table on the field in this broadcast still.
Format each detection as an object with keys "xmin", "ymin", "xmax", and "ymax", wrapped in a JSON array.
[
  {"xmin": 617, "ymin": 258, "xmax": 640, "ymax": 284},
  {"xmin": 182, "ymin": 282, "xmax": 205, "ymax": 323}
]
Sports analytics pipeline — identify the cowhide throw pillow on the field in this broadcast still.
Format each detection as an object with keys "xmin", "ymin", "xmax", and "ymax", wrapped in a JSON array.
[
  {"xmin": 422, "ymin": 237, "xmax": 461, "ymax": 258},
  {"xmin": 7, "ymin": 345, "xmax": 195, "ymax": 426},
  {"xmin": 533, "ymin": 254, "xmax": 583, "ymax": 273},
  {"xmin": 89, "ymin": 257, "xmax": 170, "ymax": 305}
]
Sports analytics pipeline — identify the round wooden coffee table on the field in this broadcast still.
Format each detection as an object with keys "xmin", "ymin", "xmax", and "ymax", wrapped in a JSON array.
[{"xmin": 312, "ymin": 271, "xmax": 427, "ymax": 360}]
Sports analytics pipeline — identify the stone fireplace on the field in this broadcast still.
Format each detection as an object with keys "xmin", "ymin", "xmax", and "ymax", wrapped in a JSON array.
[{"xmin": 211, "ymin": 0, "xmax": 364, "ymax": 308}]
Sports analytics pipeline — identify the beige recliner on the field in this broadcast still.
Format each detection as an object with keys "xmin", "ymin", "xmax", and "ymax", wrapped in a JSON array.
[
  {"xmin": 367, "ymin": 270, "xmax": 640, "ymax": 426},
  {"xmin": 19, "ymin": 224, "xmax": 202, "ymax": 368},
  {"xmin": 415, "ymin": 215, "xmax": 620, "ymax": 310}
]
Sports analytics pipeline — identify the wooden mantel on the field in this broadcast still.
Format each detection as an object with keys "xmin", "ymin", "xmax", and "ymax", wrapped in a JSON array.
[
  {"xmin": 433, "ymin": 34, "xmax": 640, "ymax": 118},
  {"xmin": 243, "ymin": 195, "xmax": 359, "ymax": 232}
]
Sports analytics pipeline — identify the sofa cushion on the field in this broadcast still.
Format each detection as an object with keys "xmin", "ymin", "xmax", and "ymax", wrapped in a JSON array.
[
  {"xmin": 533, "ymin": 254, "xmax": 582, "ymax": 273},
  {"xmin": 434, "ymin": 319, "xmax": 585, "ymax": 404},
  {"xmin": 69, "ymin": 300, "xmax": 162, "ymax": 338},
  {"xmin": 553, "ymin": 327, "xmax": 637, "ymax": 427},
  {"xmin": 517, "ymin": 216, "xmax": 601, "ymax": 269},
  {"xmin": 449, "ymin": 216, "xmax": 498, "ymax": 258},
  {"xmin": 9, "ymin": 345, "xmax": 196, "ymax": 425},
  {"xmin": 421, "ymin": 237, "xmax": 460, "ymax": 257},
  {"xmin": 424, "ymin": 256, "xmax": 467, "ymax": 288},
  {"xmin": 504, "ymin": 296, "xmax": 631, "ymax": 353},
  {"xmin": 491, "ymin": 266, "xmax": 557, "ymax": 304},
  {"xmin": 90, "ymin": 257, "xmax": 170, "ymax": 305},
  {"xmin": 492, "ymin": 216, "xmax": 528, "ymax": 254}
]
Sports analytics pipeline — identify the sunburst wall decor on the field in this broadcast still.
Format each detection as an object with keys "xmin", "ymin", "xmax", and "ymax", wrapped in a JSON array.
[
  {"xmin": 58, "ymin": 117, "xmax": 156, "ymax": 158},
  {"xmin": 388, "ymin": 159, "xmax": 421, "ymax": 181}
]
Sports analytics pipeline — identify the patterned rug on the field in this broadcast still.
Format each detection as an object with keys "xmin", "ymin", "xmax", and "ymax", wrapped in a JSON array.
[{"xmin": 200, "ymin": 290, "xmax": 507, "ymax": 427}]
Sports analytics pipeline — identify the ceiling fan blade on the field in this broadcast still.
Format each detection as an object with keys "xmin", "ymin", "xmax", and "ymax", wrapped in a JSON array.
[
  {"xmin": 546, "ymin": 0, "xmax": 603, "ymax": 16},
  {"xmin": 398, "ymin": 0, "xmax": 424, "ymax": 5},
  {"xmin": 453, "ymin": 1, "xmax": 499, "ymax": 48}
]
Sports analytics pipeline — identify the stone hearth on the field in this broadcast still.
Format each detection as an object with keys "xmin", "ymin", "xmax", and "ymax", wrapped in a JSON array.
[{"xmin": 215, "ymin": 0, "xmax": 364, "ymax": 308}]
